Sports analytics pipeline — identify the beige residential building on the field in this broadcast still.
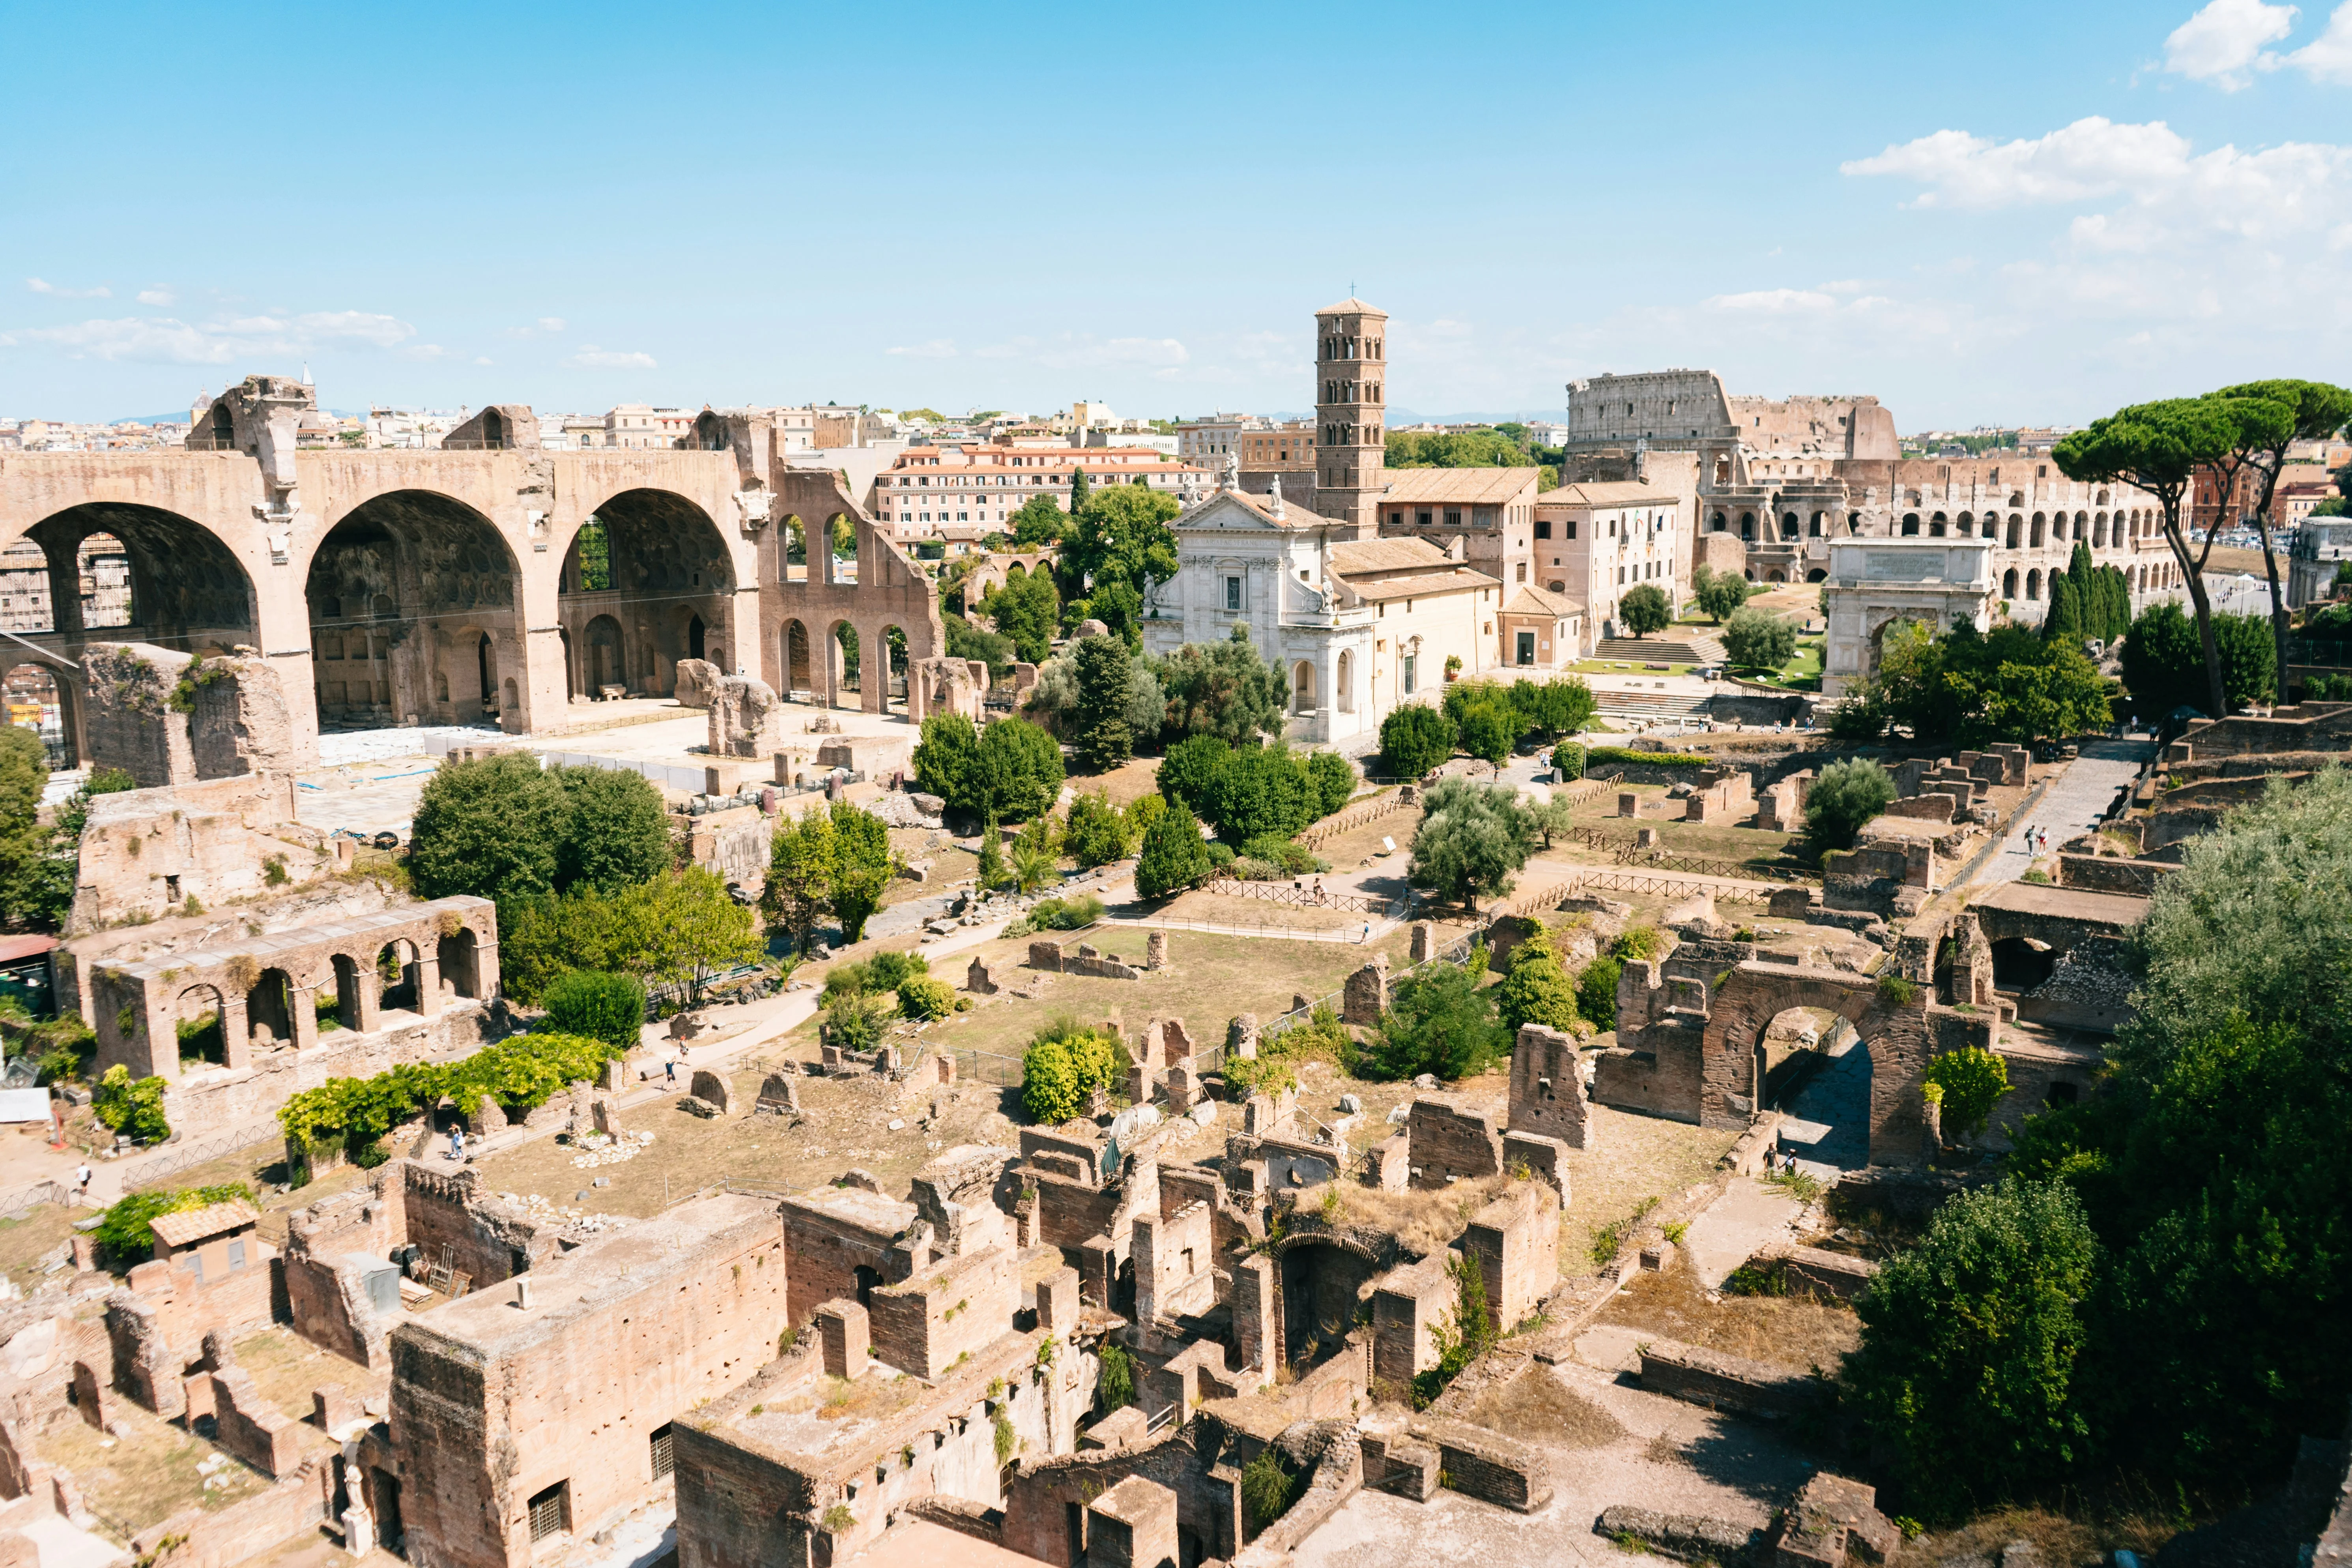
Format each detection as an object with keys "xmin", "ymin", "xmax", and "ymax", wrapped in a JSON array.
[
  {"xmin": 1498, "ymin": 583, "xmax": 1585, "ymax": 674},
  {"xmin": 1374, "ymin": 467, "xmax": 1542, "ymax": 602},
  {"xmin": 869, "ymin": 440, "xmax": 1210, "ymax": 541},
  {"xmin": 1532, "ymin": 480, "xmax": 1682, "ymax": 651},
  {"xmin": 604, "ymin": 405, "xmax": 695, "ymax": 449}
]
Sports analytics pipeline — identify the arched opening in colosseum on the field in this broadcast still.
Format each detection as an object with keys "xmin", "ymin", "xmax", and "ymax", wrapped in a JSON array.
[
  {"xmin": 1709, "ymin": 511, "xmax": 1727, "ymax": 533},
  {"xmin": 780, "ymin": 619, "xmax": 812, "ymax": 699},
  {"xmin": 306, "ymin": 490, "xmax": 522, "ymax": 733},
  {"xmin": 1, "ymin": 663, "xmax": 69, "ymax": 767},
  {"xmin": 1780, "ymin": 513, "xmax": 1799, "ymax": 541},
  {"xmin": 2006, "ymin": 516, "xmax": 2023, "ymax": 549},
  {"xmin": 2030, "ymin": 513, "xmax": 2046, "ymax": 548},
  {"xmin": 1957, "ymin": 512, "xmax": 1974, "ymax": 536},
  {"xmin": 1277, "ymin": 1238, "xmax": 1379, "ymax": 1373},
  {"xmin": 2026, "ymin": 569, "xmax": 2043, "ymax": 602},
  {"xmin": 438, "ymin": 926, "xmax": 482, "ymax": 1000},
  {"xmin": 1810, "ymin": 511, "xmax": 1826, "ymax": 537},
  {"xmin": 19, "ymin": 506, "xmax": 257, "ymax": 746},
  {"xmin": 1900, "ymin": 512, "xmax": 1920, "ymax": 536},
  {"xmin": 1930, "ymin": 512, "xmax": 1948, "ymax": 537},
  {"xmin": 1755, "ymin": 1005, "xmax": 1871, "ymax": 1171},
  {"xmin": 1806, "ymin": 568, "xmax": 1827, "ymax": 583},
  {"xmin": 2094, "ymin": 514, "xmax": 2107, "ymax": 548},
  {"xmin": 1739, "ymin": 513, "xmax": 1755, "ymax": 541},
  {"xmin": 1766, "ymin": 568, "xmax": 1787, "ymax": 582},
  {"xmin": 248, "ymin": 967, "xmax": 296, "ymax": 1052},
  {"xmin": 2004, "ymin": 568, "xmax": 2020, "ymax": 599},
  {"xmin": 379, "ymin": 940, "xmax": 421, "ymax": 1015},
  {"xmin": 177, "ymin": 983, "xmax": 226, "ymax": 1068},
  {"xmin": 561, "ymin": 488, "xmax": 735, "ymax": 699}
]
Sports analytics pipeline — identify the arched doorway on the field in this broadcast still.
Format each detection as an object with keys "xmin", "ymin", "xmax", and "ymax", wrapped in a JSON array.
[
  {"xmin": 177, "ymin": 984, "xmax": 226, "ymax": 1068},
  {"xmin": 437, "ymin": 927, "xmax": 482, "ymax": 999},
  {"xmin": 1336, "ymin": 649, "xmax": 1355, "ymax": 714},
  {"xmin": 1, "ymin": 663, "xmax": 69, "ymax": 767},
  {"xmin": 584, "ymin": 615, "xmax": 624, "ymax": 696},
  {"xmin": 379, "ymin": 940, "xmax": 421, "ymax": 1014},
  {"xmin": 1291, "ymin": 660, "xmax": 1315, "ymax": 716},
  {"xmin": 881, "ymin": 624, "xmax": 909, "ymax": 712},
  {"xmin": 306, "ymin": 490, "xmax": 521, "ymax": 733},
  {"xmin": 563, "ymin": 489, "xmax": 735, "ymax": 699},
  {"xmin": 828, "ymin": 621, "xmax": 860, "ymax": 710},
  {"xmin": 248, "ymin": 968, "xmax": 296, "ymax": 1052},
  {"xmin": 1277, "ymin": 1240, "xmax": 1380, "ymax": 1372},
  {"xmin": 780, "ymin": 620, "xmax": 812, "ymax": 699},
  {"xmin": 1752, "ymin": 1006, "xmax": 1872, "ymax": 1172},
  {"xmin": 1991, "ymin": 937, "xmax": 2056, "ymax": 992}
]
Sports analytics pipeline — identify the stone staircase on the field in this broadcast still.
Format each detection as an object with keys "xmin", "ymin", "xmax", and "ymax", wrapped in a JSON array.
[
  {"xmin": 1590, "ymin": 688, "xmax": 1712, "ymax": 725},
  {"xmin": 1591, "ymin": 631, "xmax": 1727, "ymax": 667}
]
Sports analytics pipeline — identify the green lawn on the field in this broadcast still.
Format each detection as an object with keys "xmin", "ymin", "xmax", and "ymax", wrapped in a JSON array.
[{"xmin": 1729, "ymin": 638, "xmax": 1823, "ymax": 691}]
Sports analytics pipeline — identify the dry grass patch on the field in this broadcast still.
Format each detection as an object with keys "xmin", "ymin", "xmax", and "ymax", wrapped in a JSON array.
[
  {"xmin": 1596, "ymin": 1249, "xmax": 1860, "ymax": 1376},
  {"xmin": 1898, "ymin": 1503, "xmax": 2180, "ymax": 1568},
  {"xmin": 43, "ymin": 1401, "xmax": 271, "ymax": 1527},
  {"xmin": 1152, "ymin": 890, "xmax": 1367, "ymax": 933},
  {"xmin": 1321, "ymin": 1171, "xmax": 1513, "ymax": 1260},
  {"xmin": 1558, "ymin": 1107, "xmax": 1739, "ymax": 1272},
  {"xmin": 1457, "ymin": 1362, "xmax": 1628, "ymax": 1450},
  {"xmin": 0, "ymin": 1205, "xmax": 77, "ymax": 1291}
]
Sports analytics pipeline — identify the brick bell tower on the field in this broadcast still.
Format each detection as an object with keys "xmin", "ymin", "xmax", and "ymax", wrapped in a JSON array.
[{"xmin": 1312, "ymin": 297, "xmax": 1388, "ymax": 535}]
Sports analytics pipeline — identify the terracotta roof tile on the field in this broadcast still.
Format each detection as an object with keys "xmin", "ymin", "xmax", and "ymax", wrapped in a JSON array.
[{"xmin": 149, "ymin": 1198, "xmax": 261, "ymax": 1248}]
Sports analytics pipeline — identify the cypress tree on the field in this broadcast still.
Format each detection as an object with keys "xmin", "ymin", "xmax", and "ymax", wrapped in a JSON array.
[
  {"xmin": 1070, "ymin": 467, "xmax": 1091, "ymax": 513},
  {"xmin": 2045, "ymin": 570, "xmax": 2082, "ymax": 644}
]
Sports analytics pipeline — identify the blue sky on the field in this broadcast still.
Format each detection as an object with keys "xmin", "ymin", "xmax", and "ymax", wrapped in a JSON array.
[{"xmin": 3, "ymin": 0, "xmax": 2348, "ymax": 430}]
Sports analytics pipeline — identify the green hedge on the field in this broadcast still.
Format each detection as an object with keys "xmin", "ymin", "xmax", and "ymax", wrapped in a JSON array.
[{"xmin": 278, "ymin": 1030, "xmax": 620, "ymax": 1169}]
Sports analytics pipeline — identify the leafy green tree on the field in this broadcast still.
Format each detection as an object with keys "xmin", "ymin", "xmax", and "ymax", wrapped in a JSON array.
[
  {"xmin": 1364, "ymin": 964, "xmax": 1506, "ymax": 1081},
  {"xmin": 1722, "ymin": 606, "xmax": 1797, "ymax": 671},
  {"xmin": 1577, "ymin": 956, "xmax": 1621, "ymax": 1028},
  {"xmin": 1007, "ymin": 494, "xmax": 1068, "ymax": 548},
  {"xmin": 2209, "ymin": 381, "xmax": 2352, "ymax": 685},
  {"xmin": 2122, "ymin": 603, "xmax": 2273, "ymax": 716},
  {"xmin": 913, "ymin": 712, "xmax": 981, "ymax": 811},
  {"xmin": 1021, "ymin": 1019, "xmax": 1122, "ymax": 1123},
  {"xmin": 1156, "ymin": 734, "xmax": 1230, "ymax": 818},
  {"xmin": 1844, "ymin": 1178, "xmax": 2098, "ymax": 1519},
  {"xmin": 1379, "ymin": 704, "xmax": 1455, "ymax": 779},
  {"xmin": 944, "ymin": 612, "xmax": 1016, "ymax": 678},
  {"xmin": 1507, "ymin": 677, "xmax": 1597, "ymax": 740},
  {"xmin": 627, "ymin": 867, "xmax": 765, "ymax": 1005},
  {"xmin": 1240, "ymin": 1451, "xmax": 1296, "ymax": 1535},
  {"xmin": 761, "ymin": 808, "xmax": 836, "ymax": 951},
  {"xmin": 1384, "ymin": 430, "xmax": 1536, "ymax": 470},
  {"xmin": 1852, "ymin": 621, "xmax": 2109, "ymax": 745},
  {"xmin": 1069, "ymin": 467, "xmax": 1091, "ymax": 514},
  {"xmin": 93, "ymin": 1064, "xmax": 170, "ymax": 1144},
  {"xmin": 1494, "ymin": 929, "xmax": 1580, "ymax": 1034},
  {"xmin": 95, "ymin": 1181, "xmax": 253, "ymax": 1263},
  {"xmin": 1072, "ymin": 635, "xmax": 1134, "ymax": 772},
  {"xmin": 1804, "ymin": 757, "xmax": 1896, "ymax": 850},
  {"xmin": 1693, "ymin": 567, "xmax": 1754, "ymax": 624},
  {"xmin": 976, "ymin": 812, "xmax": 1008, "ymax": 890},
  {"xmin": 552, "ymin": 765, "xmax": 673, "ymax": 893},
  {"xmin": 1455, "ymin": 701, "xmax": 1517, "ymax": 777},
  {"xmin": 824, "ymin": 800, "xmax": 899, "ymax": 944},
  {"xmin": 1407, "ymin": 776, "xmax": 1537, "ymax": 913},
  {"xmin": 896, "ymin": 975, "xmax": 955, "ymax": 1021},
  {"xmin": 1155, "ymin": 626, "xmax": 1287, "ymax": 745},
  {"xmin": 975, "ymin": 717, "xmax": 1065, "ymax": 820},
  {"xmin": 1619, "ymin": 582, "xmax": 1671, "ymax": 637},
  {"xmin": 542, "ymin": 970, "xmax": 646, "ymax": 1049},
  {"xmin": 1135, "ymin": 798, "xmax": 1211, "ymax": 898},
  {"xmin": 983, "ymin": 567, "xmax": 1061, "ymax": 665},
  {"xmin": 2056, "ymin": 397, "xmax": 2250, "ymax": 721},
  {"xmin": 1306, "ymin": 750, "xmax": 1355, "ymax": 817},
  {"xmin": 1207, "ymin": 744, "xmax": 1312, "ymax": 845},
  {"xmin": 409, "ymin": 752, "xmax": 571, "ymax": 908},
  {"xmin": 1060, "ymin": 480, "xmax": 1180, "ymax": 604}
]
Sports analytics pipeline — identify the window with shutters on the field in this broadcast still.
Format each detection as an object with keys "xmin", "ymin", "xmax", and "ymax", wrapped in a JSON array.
[{"xmin": 528, "ymin": 1483, "xmax": 568, "ymax": 1542}]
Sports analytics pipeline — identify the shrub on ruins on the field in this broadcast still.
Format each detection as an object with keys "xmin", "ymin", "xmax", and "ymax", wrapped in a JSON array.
[
  {"xmin": 1134, "ymin": 800, "xmax": 1212, "ymax": 899},
  {"xmin": 1843, "ymin": 1177, "xmax": 2099, "ymax": 1520},
  {"xmin": 2121, "ymin": 602, "xmax": 2274, "ymax": 716},
  {"xmin": 1453, "ymin": 699, "xmax": 1520, "ymax": 777},
  {"xmin": 1412, "ymin": 1249, "xmax": 1501, "ymax": 1408},
  {"xmin": 1020, "ymin": 1017, "xmax": 1126, "ymax": 1124},
  {"xmin": 95, "ymin": 1181, "xmax": 254, "ymax": 1266},
  {"xmin": 943, "ymin": 612, "xmax": 1017, "ymax": 679},
  {"xmin": 409, "ymin": 751, "xmax": 572, "ymax": 907},
  {"xmin": 2, "ymin": 763, "xmax": 135, "ymax": 935},
  {"xmin": 1576, "ymin": 956, "xmax": 1621, "ymax": 1029},
  {"xmin": 1154, "ymin": 625, "xmax": 1288, "ymax": 747},
  {"xmin": 1494, "ymin": 928, "xmax": 1581, "ymax": 1035},
  {"xmin": 1239, "ymin": 1450, "xmax": 1298, "ymax": 1535},
  {"xmin": 278, "ymin": 1032, "xmax": 618, "ymax": 1176},
  {"xmin": 1378, "ymin": 703, "xmax": 1456, "ymax": 780},
  {"xmin": 1363, "ymin": 963, "xmax": 1505, "ymax": 1082},
  {"xmin": 550, "ymin": 765, "xmax": 674, "ymax": 893},
  {"xmin": 1848, "ymin": 620, "xmax": 2109, "ymax": 746},
  {"xmin": 1406, "ymin": 777, "xmax": 1537, "ymax": 914},
  {"xmin": 1803, "ymin": 757, "xmax": 1896, "ymax": 852},
  {"xmin": 896, "ymin": 974, "xmax": 956, "ymax": 1022},
  {"xmin": 1619, "ymin": 582, "xmax": 1671, "ymax": 638},
  {"xmin": 541, "ymin": 970, "xmax": 646, "ymax": 1050},
  {"xmin": 93, "ymin": 1064, "xmax": 170, "ymax": 1145},
  {"xmin": 982, "ymin": 566, "xmax": 1060, "ymax": 665},
  {"xmin": 1722, "ymin": 606, "xmax": 1798, "ymax": 671},
  {"xmin": 1922, "ymin": 1045, "xmax": 2008, "ymax": 1140}
]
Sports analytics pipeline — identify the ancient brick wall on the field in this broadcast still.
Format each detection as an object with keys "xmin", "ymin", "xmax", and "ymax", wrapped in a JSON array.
[
  {"xmin": 1590, "ymin": 1022, "xmax": 1706, "ymax": 1123},
  {"xmin": 1636, "ymin": 1339, "xmax": 1819, "ymax": 1420},
  {"xmin": 128, "ymin": 1456, "xmax": 331, "ymax": 1568},
  {"xmin": 1697, "ymin": 962, "xmax": 1933, "ymax": 1164},
  {"xmin": 865, "ymin": 1245, "xmax": 1018, "ymax": 1379},
  {"xmin": 779, "ymin": 1187, "xmax": 915, "ymax": 1326},
  {"xmin": 1405, "ymin": 1415, "xmax": 1549, "ymax": 1513},
  {"xmin": 1462, "ymin": 1183, "xmax": 1559, "ymax": 1332},
  {"xmin": 1404, "ymin": 1099, "xmax": 1502, "ymax": 1189},
  {"xmin": 389, "ymin": 1196, "xmax": 787, "ymax": 1568},
  {"xmin": 399, "ymin": 1163, "xmax": 550, "ymax": 1290},
  {"xmin": 1002, "ymin": 1429, "xmax": 1236, "ymax": 1568},
  {"xmin": 1506, "ymin": 1025, "xmax": 1590, "ymax": 1148},
  {"xmin": 1370, "ymin": 1258, "xmax": 1452, "ymax": 1388},
  {"xmin": 2055, "ymin": 853, "xmax": 2176, "ymax": 897}
]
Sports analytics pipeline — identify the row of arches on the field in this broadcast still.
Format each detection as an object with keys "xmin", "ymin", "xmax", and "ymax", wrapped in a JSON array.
[
  {"xmin": 1999, "ymin": 558, "xmax": 2180, "ymax": 603},
  {"xmin": 171, "ymin": 929, "xmax": 483, "ymax": 1073},
  {"xmin": 1897, "ymin": 508, "xmax": 2153, "ymax": 548},
  {"xmin": 1288, "ymin": 651, "xmax": 1359, "ymax": 717}
]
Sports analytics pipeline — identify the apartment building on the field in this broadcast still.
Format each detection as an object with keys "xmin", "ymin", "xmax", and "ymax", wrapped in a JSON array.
[
  {"xmin": 1531, "ymin": 480, "xmax": 1683, "ymax": 651},
  {"xmin": 869, "ymin": 440, "xmax": 1210, "ymax": 541}
]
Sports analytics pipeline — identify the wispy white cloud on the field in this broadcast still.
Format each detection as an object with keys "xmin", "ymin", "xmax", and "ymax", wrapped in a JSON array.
[
  {"xmin": 567, "ymin": 345, "xmax": 656, "ymax": 369},
  {"xmin": 886, "ymin": 339, "xmax": 959, "ymax": 358},
  {"xmin": 25, "ymin": 278, "xmax": 110, "ymax": 299},
  {"xmin": 502, "ymin": 317, "xmax": 568, "ymax": 338},
  {"xmin": 1707, "ymin": 288, "xmax": 1838, "ymax": 313},
  {"xmin": 2287, "ymin": 0, "xmax": 2352, "ymax": 79},
  {"xmin": 0, "ymin": 308, "xmax": 417, "ymax": 364},
  {"xmin": 2164, "ymin": 0, "xmax": 2298, "ymax": 87},
  {"xmin": 134, "ymin": 288, "xmax": 174, "ymax": 306}
]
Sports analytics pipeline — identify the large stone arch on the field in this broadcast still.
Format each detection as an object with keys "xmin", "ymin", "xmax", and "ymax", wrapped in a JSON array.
[
  {"xmin": 1698, "ymin": 962, "xmax": 1935, "ymax": 1166},
  {"xmin": 561, "ymin": 484, "xmax": 743, "ymax": 699},
  {"xmin": 304, "ymin": 488, "xmax": 524, "ymax": 733}
]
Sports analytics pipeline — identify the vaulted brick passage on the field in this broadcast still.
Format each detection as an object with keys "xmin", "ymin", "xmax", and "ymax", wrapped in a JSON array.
[
  {"xmin": 305, "ymin": 489, "xmax": 522, "ymax": 731},
  {"xmin": 558, "ymin": 487, "xmax": 735, "ymax": 695}
]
